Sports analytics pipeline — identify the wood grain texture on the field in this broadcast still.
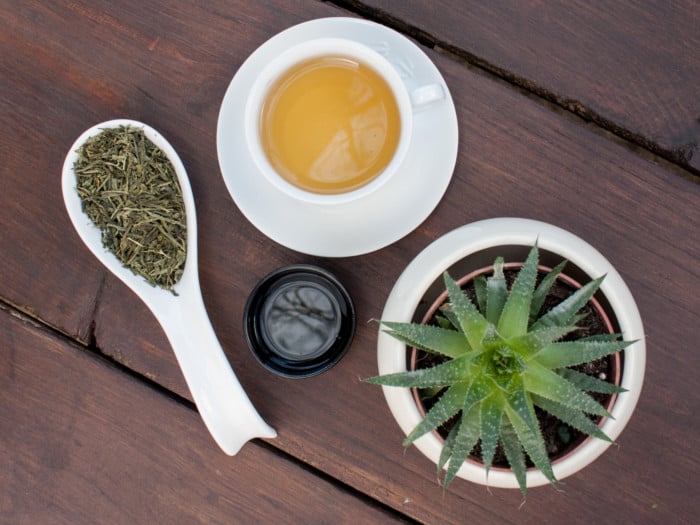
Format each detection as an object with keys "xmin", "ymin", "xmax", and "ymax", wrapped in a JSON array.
[
  {"xmin": 2, "ymin": 0, "xmax": 699, "ymax": 523},
  {"xmin": 0, "ymin": 25, "xmax": 103, "ymax": 343},
  {"xmin": 354, "ymin": 0, "xmax": 700, "ymax": 172},
  {"xmin": 0, "ymin": 309, "xmax": 403, "ymax": 524}
]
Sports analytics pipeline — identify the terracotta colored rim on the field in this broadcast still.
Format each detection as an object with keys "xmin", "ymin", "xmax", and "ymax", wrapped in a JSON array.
[{"xmin": 409, "ymin": 262, "xmax": 622, "ymax": 473}]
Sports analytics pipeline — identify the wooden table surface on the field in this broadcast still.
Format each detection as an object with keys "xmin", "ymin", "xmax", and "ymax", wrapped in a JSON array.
[{"xmin": 2, "ymin": 1, "xmax": 699, "ymax": 523}]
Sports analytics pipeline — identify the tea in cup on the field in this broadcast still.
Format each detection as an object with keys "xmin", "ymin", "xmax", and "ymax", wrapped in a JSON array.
[{"xmin": 245, "ymin": 38, "xmax": 444, "ymax": 204}]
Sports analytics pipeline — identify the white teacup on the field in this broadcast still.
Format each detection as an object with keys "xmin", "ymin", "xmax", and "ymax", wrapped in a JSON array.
[{"xmin": 245, "ymin": 37, "xmax": 445, "ymax": 205}]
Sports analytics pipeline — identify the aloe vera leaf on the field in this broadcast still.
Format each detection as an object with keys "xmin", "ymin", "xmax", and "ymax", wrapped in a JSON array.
[
  {"xmin": 444, "ymin": 272, "xmax": 490, "ymax": 350},
  {"xmin": 381, "ymin": 321, "xmax": 471, "ymax": 358},
  {"xmin": 404, "ymin": 382, "xmax": 469, "ymax": 445},
  {"xmin": 500, "ymin": 420, "xmax": 528, "ymax": 496},
  {"xmin": 365, "ymin": 354, "xmax": 475, "ymax": 388},
  {"xmin": 443, "ymin": 404, "xmax": 481, "ymax": 488},
  {"xmin": 434, "ymin": 314, "xmax": 454, "ymax": 330},
  {"xmin": 557, "ymin": 368, "xmax": 626, "ymax": 394},
  {"xmin": 439, "ymin": 304, "xmax": 462, "ymax": 333},
  {"xmin": 486, "ymin": 257, "xmax": 507, "ymax": 324},
  {"xmin": 505, "ymin": 374, "xmax": 539, "ymax": 434},
  {"xmin": 438, "ymin": 420, "xmax": 461, "ymax": 473},
  {"xmin": 480, "ymin": 393, "xmax": 505, "ymax": 475},
  {"xmin": 530, "ymin": 276, "xmax": 604, "ymax": 331},
  {"xmin": 536, "ymin": 339, "xmax": 634, "ymax": 369},
  {"xmin": 532, "ymin": 394, "xmax": 613, "ymax": 443},
  {"xmin": 505, "ymin": 402, "xmax": 556, "ymax": 488},
  {"xmin": 464, "ymin": 375, "xmax": 492, "ymax": 410},
  {"xmin": 579, "ymin": 333, "xmax": 624, "ymax": 342},
  {"xmin": 498, "ymin": 245, "xmax": 539, "ymax": 338},
  {"xmin": 480, "ymin": 323, "xmax": 507, "ymax": 352},
  {"xmin": 529, "ymin": 260, "xmax": 567, "ymax": 324},
  {"xmin": 524, "ymin": 363, "xmax": 610, "ymax": 417},
  {"xmin": 508, "ymin": 324, "xmax": 580, "ymax": 357}
]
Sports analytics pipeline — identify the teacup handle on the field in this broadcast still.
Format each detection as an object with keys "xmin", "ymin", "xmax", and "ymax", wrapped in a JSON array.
[{"xmin": 410, "ymin": 83, "xmax": 445, "ymax": 109}]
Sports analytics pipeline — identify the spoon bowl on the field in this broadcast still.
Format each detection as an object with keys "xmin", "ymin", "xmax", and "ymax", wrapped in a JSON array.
[{"xmin": 62, "ymin": 119, "xmax": 276, "ymax": 454}]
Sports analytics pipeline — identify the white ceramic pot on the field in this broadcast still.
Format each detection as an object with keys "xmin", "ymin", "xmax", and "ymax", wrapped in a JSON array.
[{"xmin": 376, "ymin": 218, "xmax": 646, "ymax": 489}]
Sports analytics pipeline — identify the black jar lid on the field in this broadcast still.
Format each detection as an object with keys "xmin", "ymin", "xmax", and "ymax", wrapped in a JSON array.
[{"xmin": 244, "ymin": 264, "xmax": 356, "ymax": 378}]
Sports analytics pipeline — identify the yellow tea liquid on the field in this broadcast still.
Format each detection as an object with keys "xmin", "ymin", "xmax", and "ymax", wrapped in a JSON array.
[{"xmin": 260, "ymin": 55, "xmax": 401, "ymax": 194}]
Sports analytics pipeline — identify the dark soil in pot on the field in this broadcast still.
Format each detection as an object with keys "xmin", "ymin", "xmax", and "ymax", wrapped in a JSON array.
[{"xmin": 410, "ymin": 266, "xmax": 622, "ymax": 469}]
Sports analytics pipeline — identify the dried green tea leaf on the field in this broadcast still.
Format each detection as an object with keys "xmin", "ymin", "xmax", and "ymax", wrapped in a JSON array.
[{"xmin": 74, "ymin": 125, "xmax": 186, "ymax": 292}]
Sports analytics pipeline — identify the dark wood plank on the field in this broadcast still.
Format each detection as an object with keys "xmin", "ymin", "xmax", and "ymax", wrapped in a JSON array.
[
  {"xmin": 0, "ymin": 2, "xmax": 120, "ymax": 341},
  {"xmin": 354, "ymin": 0, "xmax": 700, "ymax": 172},
  {"xmin": 0, "ymin": 308, "xmax": 403, "ymax": 524},
  {"xmin": 2, "ymin": 1, "xmax": 699, "ymax": 523}
]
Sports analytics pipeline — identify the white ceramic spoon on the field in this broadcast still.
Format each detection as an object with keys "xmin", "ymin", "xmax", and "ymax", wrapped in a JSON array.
[{"xmin": 62, "ymin": 119, "xmax": 276, "ymax": 455}]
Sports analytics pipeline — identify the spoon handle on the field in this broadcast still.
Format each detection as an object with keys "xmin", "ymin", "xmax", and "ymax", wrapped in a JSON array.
[{"xmin": 154, "ymin": 288, "xmax": 276, "ymax": 455}]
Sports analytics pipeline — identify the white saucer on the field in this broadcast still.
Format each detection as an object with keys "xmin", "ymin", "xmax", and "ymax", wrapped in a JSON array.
[{"xmin": 217, "ymin": 17, "xmax": 458, "ymax": 257}]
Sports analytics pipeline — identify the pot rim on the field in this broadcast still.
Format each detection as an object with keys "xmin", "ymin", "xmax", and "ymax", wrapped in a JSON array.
[{"xmin": 376, "ymin": 218, "xmax": 646, "ymax": 489}]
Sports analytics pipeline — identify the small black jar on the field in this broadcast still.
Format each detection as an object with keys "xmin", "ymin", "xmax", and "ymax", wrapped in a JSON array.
[{"xmin": 244, "ymin": 264, "xmax": 356, "ymax": 378}]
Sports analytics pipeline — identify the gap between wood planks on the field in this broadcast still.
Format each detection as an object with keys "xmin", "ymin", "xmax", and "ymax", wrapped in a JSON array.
[
  {"xmin": 0, "ymin": 297, "xmax": 419, "ymax": 524},
  {"xmin": 325, "ymin": 0, "xmax": 700, "ymax": 181}
]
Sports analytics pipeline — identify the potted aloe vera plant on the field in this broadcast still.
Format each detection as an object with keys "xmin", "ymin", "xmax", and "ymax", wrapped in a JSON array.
[{"xmin": 369, "ymin": 218, "xmax": 645, "ymax": 495}]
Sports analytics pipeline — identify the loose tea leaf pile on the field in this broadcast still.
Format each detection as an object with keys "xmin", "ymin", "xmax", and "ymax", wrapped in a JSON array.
[{"xmin": 74, "ymin": 126, "xmax": 187, "ymax": 292}]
